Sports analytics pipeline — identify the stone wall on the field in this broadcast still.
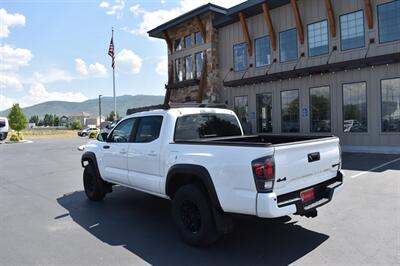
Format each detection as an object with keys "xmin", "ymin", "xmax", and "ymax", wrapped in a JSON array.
[{"xmin": 165, "ymin": 12, "xmax": 223, "ymax": 104}]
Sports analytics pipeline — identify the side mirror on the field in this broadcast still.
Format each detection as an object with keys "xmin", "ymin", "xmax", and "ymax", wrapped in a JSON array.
[
  {"xmin": 97, "ymin": 132, "xmax": 109, "ymax": 142},
  {"xmin": 105, "ymin": 125, "xmax": 110, "ymax": 129}
]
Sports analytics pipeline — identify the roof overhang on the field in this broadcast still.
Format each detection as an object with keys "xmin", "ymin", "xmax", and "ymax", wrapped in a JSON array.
[
  {"xmin": 223, "ymin": 52, "xmax": 400, "ymax": 87},
  {"xmin": 213, "ymin": 0, "xmax": 290, "ymax": 28},
  {"xmin": 148, "ymin": 3, "xmax": 227, "ymax": 39}
]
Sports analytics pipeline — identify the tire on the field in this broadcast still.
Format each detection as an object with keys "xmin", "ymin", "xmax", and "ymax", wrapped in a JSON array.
[
  {"xmin": 83, "ymin": 163, "xmax": 106, "ymax": 201},
  {"xmin": 172, "ymin": 184, "xmax": 219, "ymax": 246}
]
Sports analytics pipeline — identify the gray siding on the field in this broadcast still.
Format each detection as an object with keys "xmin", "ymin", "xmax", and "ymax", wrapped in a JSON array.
[{"xmin": 218, "ymin": 0, "xmax": 400, "ymax": 147}]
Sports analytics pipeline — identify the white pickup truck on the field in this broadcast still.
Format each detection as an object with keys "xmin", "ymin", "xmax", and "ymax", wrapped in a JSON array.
[{"xmin": 81, "ymin": 107, "xmax": 344, "ymax": 246}]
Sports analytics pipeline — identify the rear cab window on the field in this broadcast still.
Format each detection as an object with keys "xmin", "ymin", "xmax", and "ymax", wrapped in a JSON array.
[{"xmin": 174, "ymin": 113, "xmax": 242, "ymax": 141}]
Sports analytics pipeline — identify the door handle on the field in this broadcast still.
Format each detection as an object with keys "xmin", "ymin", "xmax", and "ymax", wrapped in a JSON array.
[
  {"xmin": 103, "ymin": 145, "xmax": 110, "ymax": 149},
  {"xmin": 308, "ymin": 152, "xmax": 320, "ymax": 162},
  {"xmin": 120, "ymin": 150, "xmax": 127, "ymax": 155}
]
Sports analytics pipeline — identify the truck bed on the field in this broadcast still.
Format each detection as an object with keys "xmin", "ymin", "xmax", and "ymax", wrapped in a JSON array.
[{"xmin": 173, "ymin": 134, "xmax": 335, "ymax": 147}]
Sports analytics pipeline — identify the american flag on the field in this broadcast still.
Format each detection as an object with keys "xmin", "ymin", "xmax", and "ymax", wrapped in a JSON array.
[{"xmin": 108, "ymin": 36, "xmax": 115, "ymax": 69}]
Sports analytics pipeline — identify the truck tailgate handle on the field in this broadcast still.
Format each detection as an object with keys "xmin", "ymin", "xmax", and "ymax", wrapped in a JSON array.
[{"xmin": 308, "ymin": 152, "xmax": 320, "ymax": 162}]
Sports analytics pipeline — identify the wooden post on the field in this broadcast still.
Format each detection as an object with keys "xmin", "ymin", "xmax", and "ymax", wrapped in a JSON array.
[
  {"xmin": 162, "ymin": 30, "xmax": 172, "ymax": 54},
  {"xmin": 290, "ymin": 0, "xmax": 304, "ymax": 44},
  {"xmin": 238, "ymin": 12, "xmax": 253, "ymax": 56},
  {"xmin": 164, "ymin": 60, "xmax": 173, "ymax": 105},
  {"xmin": 196, "ymin": 53, "xmax": 208, "ymax": 103},
  {"xmin": 262, "ymin": 1, "xmax": 277, "ymax": 51},
  {"xmin": 324, "ymin": 0, "xmax": 336, "ymax": 38},
  {"xmin": 193, "ymin": 16, "xmax": 207, "ymax": 42},
  {"xmin": 364, "ymin": 0, "xmax": 373, "ymax": 29}
]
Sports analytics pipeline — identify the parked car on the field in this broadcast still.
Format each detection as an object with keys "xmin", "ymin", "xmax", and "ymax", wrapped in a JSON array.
[
  {"xmin": 78, "ymin": 127, "xmax": 99, "ymax": 137},
  {"xmin": 0, "ymin": 117, "xmax": 9, "ymax": 141},
  {"xmin": 81, "ymin": 107, "xmax": 344, "ymax": 246}
]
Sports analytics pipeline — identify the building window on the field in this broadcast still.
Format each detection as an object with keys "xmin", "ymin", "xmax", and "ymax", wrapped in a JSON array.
[
  {"xmin": 378, "ymin": 1, "xmax": 400, "ymax": 43},
  {"xmin": 195, "ymin": 32, "xmax": 203, "ymax": 45},
  {"xmin": 256, "ymin": 93, "xmax": 273, "ymax": 133},
  {"xmin": 279, "ymin": 28, "xmax": 298, "ymax": 63},
  {"xmin": 184, "ymin": 35, "xmax": 192, "ymax": 49},
  {"xmin": 233, "ymin": 43, "xmax": 247, "ymax": 71},
  {"xmin": 340, "ymin": 10, "xmax": 365, "ymax": 51},
  {"xmin": 281, "ymin": 90, "xmax": 300, "ymax": 133},
  {"xmin": 308, "ymin": 20, "xmax": 329, "ymax": 57},
  {"xmin": 185, "ymin": 55, "xmax": 193, "ymax": 80},
  {"xmin": 310, "ymin": 86, "xmax": 331, "ymax": 132},
  {"xmin": 174, "ymin": 38, "xmax": 182, "ymax": 51},
  {"xmin": 174, "ymin": 58, "xmax": 183, "ymax": 82},
  {"xmin": 195, "ymin": 52, "xmax": 203, "ymax": 79},
  {"xmin": 234, "ymin": 96, "xmax": 248, "ymax": 124},
  {"xmin": 381, "ymin": 78, "xmax": 400, "ymax": 132},
  {"xmin": 343, "ymin": 82, "xmax": 367, "ymax": 132},
  {"xmin": 255, "ymin": 36, "xmax": 271, "ymax": 67}
]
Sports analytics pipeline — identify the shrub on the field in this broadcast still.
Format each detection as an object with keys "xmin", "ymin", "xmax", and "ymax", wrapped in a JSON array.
[
  {"xmin": 69, "ymin": 120, "xmax": 82, "ymax": 130},
  {"xmin": 89, "ymin": 130, "xmax": 99, "ymax": 139},
  {"xmin": 9, "ymin": 132, "xmax": 22, "ymax": 142}
]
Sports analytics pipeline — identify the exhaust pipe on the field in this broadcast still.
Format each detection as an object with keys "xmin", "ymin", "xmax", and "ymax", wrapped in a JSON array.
[{"xmin": 302, "ymin": 210, "xmax": 318, "ymax": 218}]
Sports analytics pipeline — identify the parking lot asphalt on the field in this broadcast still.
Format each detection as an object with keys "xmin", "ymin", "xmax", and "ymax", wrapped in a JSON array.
[{"xmin": 0, "ymin": 138, "xmax": 399, "ymax": 266}]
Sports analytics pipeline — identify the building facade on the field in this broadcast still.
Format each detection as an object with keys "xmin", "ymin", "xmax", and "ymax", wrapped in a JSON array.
[{"xmin": 148, "ymin": 0, "xmax": 400, "ymax": 151}]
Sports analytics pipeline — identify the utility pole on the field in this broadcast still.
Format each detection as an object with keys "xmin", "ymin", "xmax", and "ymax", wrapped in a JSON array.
[{"xmin": 98, "ymin": 94, "xmax": 102, "ymax": 127}]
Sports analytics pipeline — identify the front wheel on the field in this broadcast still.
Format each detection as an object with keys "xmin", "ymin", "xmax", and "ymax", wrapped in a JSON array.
[
  {"xmin": 83, "ymin": 163, "xmax": 107, "ymax": 201},
  {"xmin": 172, "ymin": 184, "xmax": 219, "ymax": 246}
]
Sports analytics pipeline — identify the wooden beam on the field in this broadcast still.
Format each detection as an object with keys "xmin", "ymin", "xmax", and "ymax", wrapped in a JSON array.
[
  {"xmin": 164, "ymin": 60, "xmax": 173, "ymax": 105},
  {"xmin": 324, "ymin": 0, "xmax": 336, "ymax": 38},
  {"xmin": 290, "ymin": 0, "xmax": 304, "ymax": 44},
  {"xmin": 196, "ymin": 53, "xmax": 207, "ymax": 103},
  {"xmin": 162, "ymin": 30, "xmax": 172, "ymax": 53},
  {"xmin": 364, "ymin": 0, "xmax": 373, "ymax": 29},
  {"xmin": 193, "ymin": 16, "xmax": 206, "ymax": 42},
  {"xmin": 238, "ymin": 12, "xmax": 253, "ymax": 56},
  {"xmin": 262, "ymin": 1, "xmax": 277, "ymax": 51}
]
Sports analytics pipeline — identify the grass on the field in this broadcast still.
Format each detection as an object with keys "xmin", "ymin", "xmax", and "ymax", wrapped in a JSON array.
[{"xmin": 20, "ymin": 129, "xmax": 79, "ymax": 139}]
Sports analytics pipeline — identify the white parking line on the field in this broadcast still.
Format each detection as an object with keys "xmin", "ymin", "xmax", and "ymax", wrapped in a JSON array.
[{"xmin": 350, "ymin": 157, "xmax": 400, "ymax": 178}]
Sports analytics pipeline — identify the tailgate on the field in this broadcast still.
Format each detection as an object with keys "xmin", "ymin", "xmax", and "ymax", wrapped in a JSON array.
[{"xmin": 273, "ymin": 137, "xmax": 340, "ymax": 196}]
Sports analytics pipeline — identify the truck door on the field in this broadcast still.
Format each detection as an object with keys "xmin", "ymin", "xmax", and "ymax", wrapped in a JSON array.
[
  {"xmin": 99, "ymin": 118, "xmax": 136, "ymax": 185},
  {"xmin": 128, "ymin": 116, "xmax": 164, "ymax": 193}
]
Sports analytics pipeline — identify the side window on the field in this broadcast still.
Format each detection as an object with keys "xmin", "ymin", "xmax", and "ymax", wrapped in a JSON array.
[
  {"xmin": 109, "ymin": 118, "xmax": 135, "ymax": 143},
  {"xmin": 135, "ymin": 116, "xmax": 163, "ymax": 143}
]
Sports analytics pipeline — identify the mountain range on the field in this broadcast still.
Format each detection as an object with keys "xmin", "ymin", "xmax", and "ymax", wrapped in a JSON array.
[{"xmin": 0, "ymin": 95, "xmax": 164, "ymax": 119}]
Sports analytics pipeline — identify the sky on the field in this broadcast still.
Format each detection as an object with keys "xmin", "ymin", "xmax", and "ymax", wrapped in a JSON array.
[{"xmin": 0, "ymin": 0, "xmax": 246, "ymax": 111}]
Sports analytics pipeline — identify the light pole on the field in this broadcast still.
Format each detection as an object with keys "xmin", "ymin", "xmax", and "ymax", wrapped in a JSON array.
[{"xmin": 98, "ymin": 95, "xmax": 102, "ymax": 127}]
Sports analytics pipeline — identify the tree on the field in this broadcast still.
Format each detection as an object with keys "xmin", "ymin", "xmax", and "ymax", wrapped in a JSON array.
[
  {"xmin": 7, "ymin": 103, "xmax": 27, "ymax": 137},
  {"xmin": 69, "ymin": 120, "xmax": 82, "ymax": 130},
  {"xmin": 54, "ymin": 115, "xmax": 60, "ymax": 126},
  {"xmin": 29, "ymin": 115, "xmax": 39, "ymax": 125},
  {"xmin": 106, "ymin": 111, "xmax": 119, "ymax": 121}
]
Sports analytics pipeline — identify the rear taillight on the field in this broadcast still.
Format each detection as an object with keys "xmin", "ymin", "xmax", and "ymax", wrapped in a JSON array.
[{"xmin": 252, "ymin": 156, "xmax": 275, "ymax": 192}]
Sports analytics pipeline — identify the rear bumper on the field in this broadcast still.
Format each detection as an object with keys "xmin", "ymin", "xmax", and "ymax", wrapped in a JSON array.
[{"xmin": 256, "ymin": 170, "xmax": 344, "ymax": 218}]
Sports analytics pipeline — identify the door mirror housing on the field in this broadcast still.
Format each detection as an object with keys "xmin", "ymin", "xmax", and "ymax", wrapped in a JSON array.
[{"xmin": 97, "ymin": 132, "xmax": 109, "ymax": 142}]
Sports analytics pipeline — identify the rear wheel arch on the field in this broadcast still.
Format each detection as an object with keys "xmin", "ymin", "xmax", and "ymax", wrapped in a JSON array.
[{"xmin": 166, "ymin": 164, "xmax": 222, "ymax": 210}]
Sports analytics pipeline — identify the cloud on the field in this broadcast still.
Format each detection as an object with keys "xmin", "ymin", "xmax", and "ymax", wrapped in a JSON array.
[
  {"xmin": 127, "ymin": 0, "xmax": 246, "ymax": 36},
  {"xmin": 22, "ymin": 83, "xmax": 87, "ymax": 107},
  {"xmin": 0, "ymin": 8, "xmax": 26, "ymax": 38},
  {"xmin": 115, "ymin": 49, "xmax": 142, "ymax": 74},
  {"xmin": 75, "ymin": 58, "xmax": 107, "ymax": 77},
  {"xmin": 0, "ymin": 83, "xmax": 88, "ymax": 110},
  {"xmin": 155, "ymin": 57, "xmax": 168, "ymax": 76},
  {"xmin": 0, "ymin": 75, "xmax": 23, "ymax": 91},
  {"xmin": 99, "ymin": 0, "xmax": 125, "ymax": 18},
  {"xmin": 0, "ymin": 44, "xmax": 33, "ymax": 71},
  {"xmin": 0, "ymin": 94, "xmax": 16, "ymax": 111},
  {"xmin": 32, "ymin": 68, "xmax": 75, "ymax": 84}
]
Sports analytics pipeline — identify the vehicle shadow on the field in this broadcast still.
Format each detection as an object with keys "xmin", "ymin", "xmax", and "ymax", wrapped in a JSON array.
[
  {"xmin": 57, "ymin": 187, "xmax": 329, "ymax": 266},
  {"xmin": 342, "ymin": 153, "xmax": 400, "ymax": 172}
]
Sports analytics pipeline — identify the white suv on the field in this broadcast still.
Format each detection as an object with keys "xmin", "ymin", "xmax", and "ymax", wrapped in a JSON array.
[{"xmin": 0, "ymin": 117, "xmax": 9, "ymax": 141}]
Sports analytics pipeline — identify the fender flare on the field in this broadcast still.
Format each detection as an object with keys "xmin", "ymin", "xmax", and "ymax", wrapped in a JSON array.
[
  {"xmin": 81, "ymin": 151, "xmax": 102, "ymax": 179},
  {"xmin": 166, "ymin": 164, "xmax": 222, "ymax": 210}
]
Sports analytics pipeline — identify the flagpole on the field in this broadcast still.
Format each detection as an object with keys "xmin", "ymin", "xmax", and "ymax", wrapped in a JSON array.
[{"xmin": 112, "ymin": 27, "xmax": 116, "ymax": 121}]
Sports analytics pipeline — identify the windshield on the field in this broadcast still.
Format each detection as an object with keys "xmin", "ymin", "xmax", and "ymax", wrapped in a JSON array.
[{"xmin": 174, "ymin": 113, "xmax": 242, "ymax": 141}]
